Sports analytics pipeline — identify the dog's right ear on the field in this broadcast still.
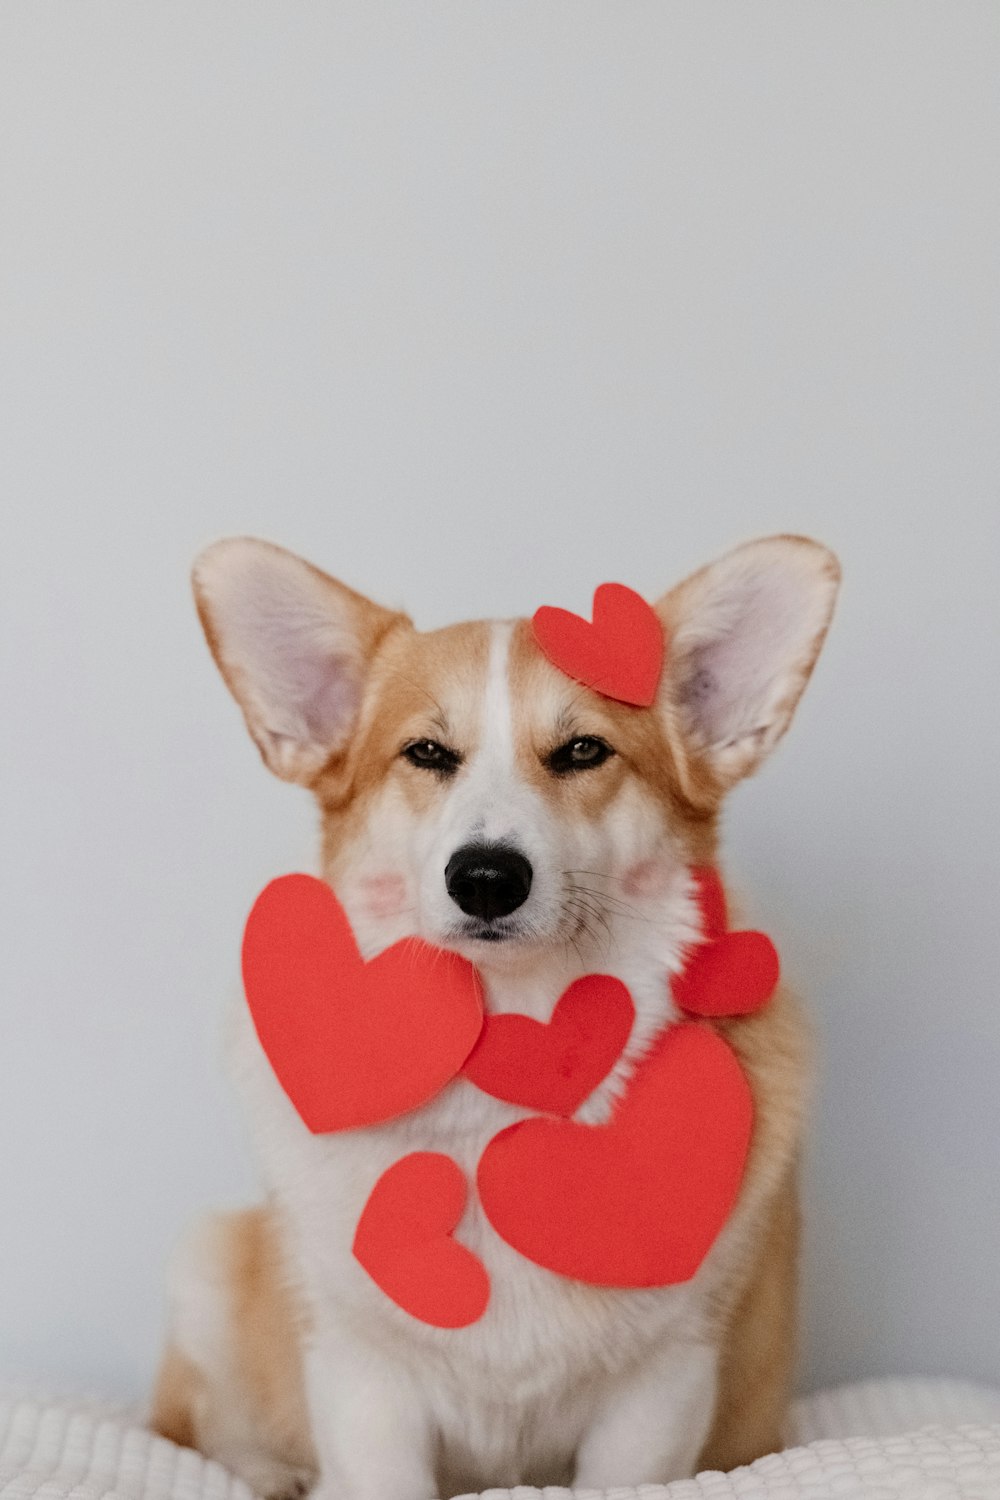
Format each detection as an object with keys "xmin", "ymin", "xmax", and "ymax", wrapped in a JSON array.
[{"xmin": 192, "ymin": 538, "xmax": 407, "ymax": 785}]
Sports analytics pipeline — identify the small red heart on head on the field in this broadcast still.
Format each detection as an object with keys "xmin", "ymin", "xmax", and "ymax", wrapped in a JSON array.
[
  {"xmin": 353, "ymin": 1153, "xmax": 490, "ymax": 1328},
  {"xmin": 242, "ymin": 875, "xmax": 484, "ymax": 1133},
  {"xmin": 671, "ymin": 929, "xmax": 780, "ymax": 1019},
  {"xmin": 477, "ymin": 1022, "xmax": 752, "ymax": 1287},
  {"xmin": 532, "ymin": 583, "xmax": 665, "ymax": 707},
  {"xmin": 462, "ymin": 974, "xmax": 635, "ymax": 1116}
]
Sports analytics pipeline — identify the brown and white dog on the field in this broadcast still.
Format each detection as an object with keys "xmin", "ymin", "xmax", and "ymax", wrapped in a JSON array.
[{"xmin": 151, "ymin": 534, "xmax": 839, "ymax": 1500}]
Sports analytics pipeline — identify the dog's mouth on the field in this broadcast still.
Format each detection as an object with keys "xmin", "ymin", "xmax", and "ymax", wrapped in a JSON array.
[
  {"xmin": 449, "ymin": 915, "xmax": 529, "ymax": 946},
  {"xmin": 436, "ymin": 912, "xmax": 548, "ymax": 961}
]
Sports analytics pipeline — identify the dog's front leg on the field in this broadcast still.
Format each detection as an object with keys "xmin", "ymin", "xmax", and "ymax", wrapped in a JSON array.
[
  {"xmin": 304, "ymin": 1331, "xmax": 436, "ymax": 1500},
  {"xmin": 573, "ymin": 1341, "xmax": 719, "ymax": 1488}
]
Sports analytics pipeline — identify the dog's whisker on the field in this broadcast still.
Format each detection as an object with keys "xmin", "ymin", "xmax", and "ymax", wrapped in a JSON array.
[
  {"xmin": 561, "ymin": 874, "xmax": 655, "ymax": 929},
  {"xmin": 560, "ymin": 893, "xmax": 616, "ymax": 963},
  {"xmin": 566, "ymin": 892, "xmax": 612, "ymax": 940},
  {"xmin": 572, "ymin": 891, "xmax": 654, "ymax": 928}
]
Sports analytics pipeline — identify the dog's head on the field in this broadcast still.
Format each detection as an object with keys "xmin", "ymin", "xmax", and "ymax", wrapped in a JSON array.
[{"xmin": 194, "ymin": 537, "xmax": 838, "ymax": 969}]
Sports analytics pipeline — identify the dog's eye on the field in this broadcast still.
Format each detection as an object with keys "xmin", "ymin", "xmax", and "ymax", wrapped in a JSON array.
[
  {"xmin": 547, "ymin": 736, "xmax": 615, "ymax": 775},
  {"xmin": 401, "ymin": 739, "xmax": 461, "ymax": 775}
]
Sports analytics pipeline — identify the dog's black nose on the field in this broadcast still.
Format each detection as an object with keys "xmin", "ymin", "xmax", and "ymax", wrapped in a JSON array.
[{"xmin": 445, "ymin": 844, "xmax": 533, "ymax": 921}]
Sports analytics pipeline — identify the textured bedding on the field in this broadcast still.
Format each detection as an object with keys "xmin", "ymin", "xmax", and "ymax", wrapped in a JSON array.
[{"xmin": 3, "ymin": 1380, "xmax": 1000, "ymax": 1500}]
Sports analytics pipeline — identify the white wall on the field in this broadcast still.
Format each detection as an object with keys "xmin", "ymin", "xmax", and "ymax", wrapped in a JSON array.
[{"xmin": 1, "ymin": 1, "xmax": 998, "ymax": 1402}]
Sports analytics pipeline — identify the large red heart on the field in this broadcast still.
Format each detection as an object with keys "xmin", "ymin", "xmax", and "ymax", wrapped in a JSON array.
[
  {"xmin": 462, "ymin": 974, "xmax": 635, "ymax": 1116},
  {"xmin": 532, "ymin": 583, "xmax": 665, "ymax": 707},
  {"xmin": 241, "ymin": 874, "xmax": 484, "ymax": 1133},
  {"xmin": 353, "ymin": 1153, "xmax": 490, "ymax": 1328},
  {"xmin": 477, "ymin": 1022, "xmax": 752, "ymax": 1287}
]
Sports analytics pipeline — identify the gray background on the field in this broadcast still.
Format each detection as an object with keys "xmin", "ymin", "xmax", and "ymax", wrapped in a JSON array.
[{"xmin": 1, "ymin": 2, "xmax": 998, "ymax": 1401}]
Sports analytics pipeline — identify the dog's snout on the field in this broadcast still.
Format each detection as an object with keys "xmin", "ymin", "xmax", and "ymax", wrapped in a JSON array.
[{"xmin": 445, "ymin": 843, "xmax": 533, "ymax": 922}]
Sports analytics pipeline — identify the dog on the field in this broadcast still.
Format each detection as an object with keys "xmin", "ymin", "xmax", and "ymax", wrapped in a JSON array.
[{"xmin": 151, "ymin": 533, "xmax": 839, "ymax": 1500}]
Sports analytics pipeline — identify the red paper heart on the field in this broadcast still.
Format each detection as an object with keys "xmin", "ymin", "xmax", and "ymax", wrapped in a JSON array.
[
  {"xmin": 671, "ymin": 929, "xmax": 779, "ymax": 1018},
  {"xmin": 462, "ymin": 974, "xmax": 635, "ymax": 1116},
  {"xmin": 691, "ymin": 865, "xmax": 729, "ymax": 941},
  {"xmin": 353, "ymin": 1153, "xmax": 490, "ymax": 1328},
  {"xmin": 242, "ymin": 874, "xmax": 483, "ymax": 1133},
  {"xmin": 532, "ymin": 583, "xmax": 665, "ymax": 707},
  {"xmin": 477, "ymin": 1022, "xmax": 752, "ymax": 1287},
  {"xmin": 673, "ymin": 867, "xmax": 779, "ymax": 1019}
]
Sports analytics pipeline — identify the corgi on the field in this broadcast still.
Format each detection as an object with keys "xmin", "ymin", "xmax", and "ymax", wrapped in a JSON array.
[{"xmin": 151, "ymin": 534, "xmax": 839, "ymax": 1500}]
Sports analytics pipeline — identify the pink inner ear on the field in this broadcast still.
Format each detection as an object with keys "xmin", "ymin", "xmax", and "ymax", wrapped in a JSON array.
[
  {"xmin": 209, "ymin": 548, "xmax": 367, "ymax": 754},
  {"xmin": 297, "ymin": 652, "xmax": 361, "ymax": 744},
  {"xmin": 244, "ymin": 599, "xmax": 361, "ymax": 748},
  {"xmin": 679, "ymin": 568, "xmax": 819, "ymax": 747}
]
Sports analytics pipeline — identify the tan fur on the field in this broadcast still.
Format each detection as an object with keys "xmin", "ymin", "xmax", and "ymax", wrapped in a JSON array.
[
  {"xmin": 150, "ymin": 1344, "xmax": 201, "ymax": 1452},
  {"xmin": 315, "ymin": 620, "xmax": 494, "ymax": 847},
  {"xmin": 700, "ymin": 1167, "xmax": 801, "ymax": 1469},
  {"xmin": 153, "ymin": 1209, "xmax": 316, "ymax": 1487}
]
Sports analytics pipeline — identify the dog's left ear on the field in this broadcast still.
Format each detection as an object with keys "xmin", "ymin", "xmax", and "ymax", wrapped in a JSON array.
[{"xmin": 657, "ymin": 535, "xmax": 840, "ymax": 794}]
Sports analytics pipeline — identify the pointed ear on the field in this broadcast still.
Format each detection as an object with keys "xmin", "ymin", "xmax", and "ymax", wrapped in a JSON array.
[
  {"xmin": 192, "ymin": 538, "xmax": 408, "ymax": 785},
  {"xmin": 657, "ymin": 535, "xmax": 840, "ymax": 793}
]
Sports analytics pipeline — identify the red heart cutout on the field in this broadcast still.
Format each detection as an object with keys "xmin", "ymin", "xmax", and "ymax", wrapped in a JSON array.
[
  {"xmin": 671, "ymin": 929, "xmax": 780, "ymax": 1019},
  {"xmin": 462, "ymin": 974, "xmax": 635, "ymax": 1116},
  {"xmin": 242, "ymin": 875, "xmax": 483, "ymax": 1133},
  {"xmin": 477, "ymin": 1022, "xmax": 752, "ymax": 1287},
  {"xmin": 353, "ymin": 1153, "xmax": 490, "ymax": 1328},
  {"xmin": 532, "ymin": 583, "xmax": 665, "ymax": 707},
  {"xmin": 674, "ymin": 867, "xmax": 779, "ymax": 1019},
  {"xmin": 691, "ymin": 865, "xmax": 729, "ymax": 941}
]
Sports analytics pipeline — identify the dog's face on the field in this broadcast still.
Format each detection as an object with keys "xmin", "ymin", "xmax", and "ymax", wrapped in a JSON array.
[
  {"xmin": 194, "ymin": 537, "xmax": 838, "ymax": 967},
  {"xmin": 311, "ymin": 616, "xmax": 698, "ymax": 962}
]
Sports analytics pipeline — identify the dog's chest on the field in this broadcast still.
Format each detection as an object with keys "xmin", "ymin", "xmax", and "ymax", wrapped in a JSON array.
[{"xmin": 227, "ymin": 943, "xmax": 720, "ymax": 1390}]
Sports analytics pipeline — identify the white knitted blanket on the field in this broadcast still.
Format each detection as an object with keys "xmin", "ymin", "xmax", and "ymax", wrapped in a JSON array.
[{"xmin": 2, "ymin": 1380, "xmax": 1000, "ymax": 1500}]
